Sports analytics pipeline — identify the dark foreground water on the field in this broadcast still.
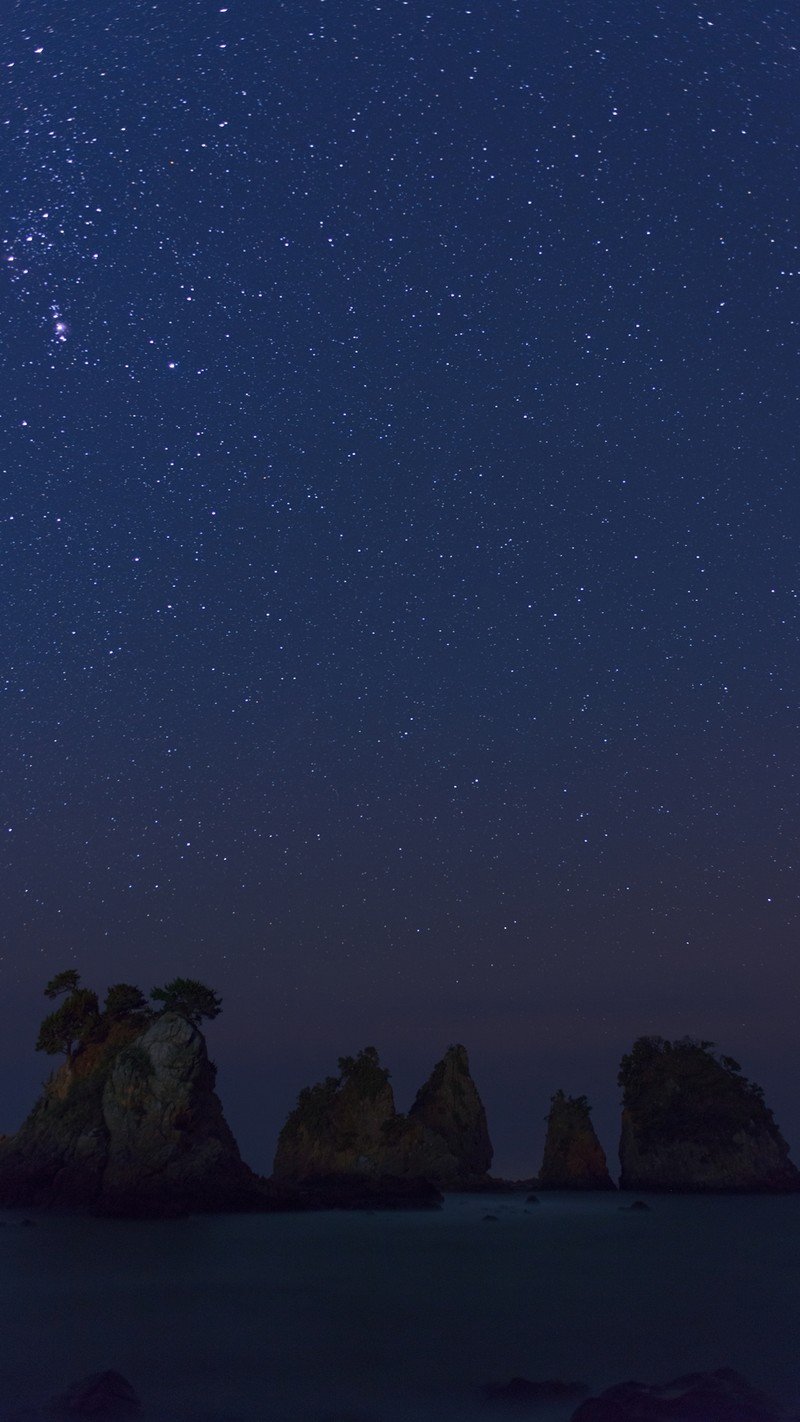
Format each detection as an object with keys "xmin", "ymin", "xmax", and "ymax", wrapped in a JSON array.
[{"xmin": 2, "ymin": 1192, "xmax": 799, "ymax": 1420}]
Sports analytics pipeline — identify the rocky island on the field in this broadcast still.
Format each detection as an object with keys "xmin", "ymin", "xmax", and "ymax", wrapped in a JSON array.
[
  {"xmin": 618, "ymin": 1035, "xmax": 800, "ymax": 1193},
  {"xmin": 274, "ymin": 1042, "xmax": 493, "ymax": 1186},
  {"xmin": 536, "ymin": 1089, "xmax": 615, "ymax": 1190},
  {"xmin": 0, "ymin": 973, "xmax": 441, "ymax": 1215},
  {"xmin": 0, "ymin": 973, "xmax": 272, "ymax": 1216},
  {"xmin": 3, "ymin": 974, "xmax": 798, "ymax": 1211}
]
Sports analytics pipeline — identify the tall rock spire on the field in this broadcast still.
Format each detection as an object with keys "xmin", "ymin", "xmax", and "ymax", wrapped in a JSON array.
[
  {"xmin": 536, "ymin": 1089, "xmax": 615, "ymax": 1190},
  {"xmin": 409, "ymin": 1043, "xmax": 493, "ymax": 1177}
]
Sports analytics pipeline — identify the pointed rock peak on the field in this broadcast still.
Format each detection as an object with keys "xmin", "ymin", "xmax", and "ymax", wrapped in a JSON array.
[
  {"xmin": 537, "ymin": 1089, "xmax": 615, "ymax": 1190},
  {"xmin": 444, "ymin": 1043, "xmax": 471, "ymax": 1074},
  {"xmin": 414, "ymin": 1043, "xmax": 472, "ymax": 1095},
  {"xmin": 410, "ymin": 1044, "xmax": 493, "ymax": 1177}
]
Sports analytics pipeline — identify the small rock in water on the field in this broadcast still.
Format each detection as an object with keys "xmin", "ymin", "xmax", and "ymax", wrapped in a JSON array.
[
  {"xmin": 182, "ymin": 1413, "xmax": 246, "ymax": 1422},
  {"xmin": 482, "ymin": 1213, "xmax": 500, "ymax": 1222},
  {"xmin": 525, "ymin": 1193, "xmax": 540, "ymax": 1204},
  {"xmin": 19, "ymin": 1218, "xmax": 38, "ymax": 1228},
  {"xmin": 570, "ymin": 1367, "xmax": 788, "ymax": 1421},
  {"xmin": 619, "ymin": 1199, "xmax": 650, "ymax": 1212},
  {"xmin": 481, "ymin": 1375, "xmax": 588, "ymax": 1406},
  {"xmin": 314, "ymin": 1412, "xmax": 379, "ymax": 1422},
  {"xmin": 49, "ymin": 1370, "xmax": 140, "ymax": 1419}
]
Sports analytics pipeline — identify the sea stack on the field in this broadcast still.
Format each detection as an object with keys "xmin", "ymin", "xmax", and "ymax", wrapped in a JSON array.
[
  {"xmin": 0, "ymin": 1012, "xmax": 267, "ymax": 1215},
  {"xmin": 408, "ymin": 1044, "xmax": 493, "ymax": 1178},
  {"xmin": 273, "ymin": 1043, "xmax": 493, "ymax": 1187},
  {"xmin": 618, "ymin": 1036, "xmax": 800, "ymax": 1193},
  {"xmin": 537, "ymin": 1090, "xmax": 615, "ymax": 1190},
  {"xmin": 273, "ymin": 1046, "xmax": 397, "ymax": 1180}
]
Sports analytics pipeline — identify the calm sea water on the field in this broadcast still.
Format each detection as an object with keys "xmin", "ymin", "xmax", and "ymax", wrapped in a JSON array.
[{"xmin": 1, "ymin": 1192, "xmax": 799, "ymax": 1420}]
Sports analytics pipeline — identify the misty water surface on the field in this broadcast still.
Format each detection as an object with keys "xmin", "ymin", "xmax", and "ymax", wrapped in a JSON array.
[{"xmin": 1, "ymin": 1191, "xmax": 799, "ymax": 1420}]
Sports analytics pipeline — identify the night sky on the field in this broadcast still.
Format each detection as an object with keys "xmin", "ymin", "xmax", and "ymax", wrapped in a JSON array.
[{"xmin": 1, "ymin": 0, "xmax": 797, "ymax": 1178}]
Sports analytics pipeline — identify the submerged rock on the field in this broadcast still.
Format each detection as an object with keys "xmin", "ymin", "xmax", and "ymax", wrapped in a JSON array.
[
  {"xmin": 291, "ymin": 1172, "xmax": 442, "ymax": 1210},
  {"xmin": 570, "ymin": 1367, "xmax": 791, "ymax": 1421},
  {"xmin": 273, "ymin": 1043, "xmax": 493, "ymax": 1187},
  {"xmin": 0, "ymin": 1014, "xmax": 268, "ymax": 1216},
  {"xmin": 536, "ymin": 1090, "xmax": 615, "ymax": 1190},
  {"xmin": 481, "ymin": 1376, "xmax": 588, "ymax": 1407},
  {"xmin": 618, "ymin": 1037, "xmax": 800, "ymax": 1193},
  {"xmin": 49, "ymin": 1369, "xmax": 141, "ymax": 1418}
]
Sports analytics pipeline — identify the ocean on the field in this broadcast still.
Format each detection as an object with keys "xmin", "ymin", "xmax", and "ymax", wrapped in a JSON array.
[{"xmin": 2, "ymin": 1191, "xmax": 799, "ymax": 1420}]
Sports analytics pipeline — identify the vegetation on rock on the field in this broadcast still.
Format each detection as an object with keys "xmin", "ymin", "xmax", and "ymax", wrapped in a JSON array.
[
  {"xmin": 150, "ymin": 978, "xmax": 223, "ymax": 1025},
  {"xmin": 335, "ymin": 1046, "xmax": 391, "ymax": 1098},
  {"xmin": 537, "ymin": 1089, "xmax": 614, "ymax": 1190},
  {"xmin": 36, "ymin": 985, "xmax": 102, "ymax": 1060},
  {"xmin": 34, "ymin": 971, "xmax": 220, "ymax": 1062},
  {"xmin": 618, "ymin": 1035, "xmax": 800, "ymax": 1192},
  {"xmin": 618, "ymin": 1036, "xmax": 773, "ymax": 1148},
  {"xmin": 277, "ymin": 1047, "xmax": 393, "ymax": 1154},
  {"xmin": 44, "ymin": 970, "xmax": 82, "ymax": 1001},
  {"xmin": 104, "ymin": 983, "xmax": 151, "ymax": 1021},
  {"xmin": 2, "ymin": 986, "xmax": 263, "ymax": 1216},
  {"xmin": 275, "ymin": 1043, "xmax": 492, "ymax": 1185}
]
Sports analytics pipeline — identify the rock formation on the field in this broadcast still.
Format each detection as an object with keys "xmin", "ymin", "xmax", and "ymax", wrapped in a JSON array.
[
  {"xmin": 0, "ymin": 1013, "xmax": 268, "ymax": 1215},
  {"xmin": 618, "ymin": 1036, "xmax": 800, "ymax": 1193},
  {"xmin": 273, "ymin": 1046, "xmax": 398, "ymax": 1181},
  {"xmin": 273, "ymin": 1043, "xmax": 493, "ymax": 1186},
  {"xmin": 536, "ymin": 1090, "xmax": 615, "ymax": 1190},
  {"xmin": 571, "ymin": 1367, "xmax": 790, "ymax": 1422},
  {"xmin": 408, "ymin": 1044, "xmax": 493, "ymax": 1177},
  {"xmin": 50, "ymin": 1370, "xmax": 142, "ymax": 1420}
]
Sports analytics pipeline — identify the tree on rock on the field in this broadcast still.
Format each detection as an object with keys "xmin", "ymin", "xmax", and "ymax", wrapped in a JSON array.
[
  {"xmin": 44, "ymin": 969, "xmax": 82, "ymax": 1000},
  {"xmin": 336, "ymin": 1046, "xmax": 391, "ymax": 1097},
  {"xmin": 618, "ymin": 1035, "xmax": 800, "ymax": 1192},
  {"xmin": 36, "ymin": 986, "xmax": 101, "ymax": 1061},
  {"xmin": 104, "ymin": 983, "xmax": 151, "ymax": 1022},
  {"xmin": 151, "ymin": 978, "xmax": 222, "ymax": 1025}
]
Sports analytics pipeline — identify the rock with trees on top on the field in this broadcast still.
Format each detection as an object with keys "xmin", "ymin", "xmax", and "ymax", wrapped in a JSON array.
[
  {"xmin": 0, "ymin": 970, "xmax": 266, "ymax": 1216},
  {"xmin": 274, "ymin": 1043, "xmax": 493, "ymax": 1186},
  {"xmin": 618, "ymin": 1035, "xmax": 800, "ymax": 1193},
  {"xmin": 536, "ymin": 1089, "xmax": 615, "ymax": 1190}
]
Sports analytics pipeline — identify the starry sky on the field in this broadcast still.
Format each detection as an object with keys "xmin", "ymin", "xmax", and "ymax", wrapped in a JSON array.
[{"xmin": 1, "ymin": 0, "xmax": 798, "ymax": 1178}]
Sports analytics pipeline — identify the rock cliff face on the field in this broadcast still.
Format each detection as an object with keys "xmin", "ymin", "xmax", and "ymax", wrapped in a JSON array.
[
  {"xmin": 618, "ymin": 1036, "xmax": 800, "ymax": 1193},
  {"xmin": 273, "ymin": 1047, "xmax": 398, "ymax": 1181},
  {"xmin": 0, "ymin": 1013, "xmax": 266, "ymax": 1215},
  {"xmin": 537, "ymin": 1090, "xmax": 615, "ymax": 1190},
  {"xmin": 408, "ymin": 1045, "xmax": 493, "ymax": 1177},
  {"xmin": 273, "ymin": 1043, "xmax": 492, "ymax": 1186}
]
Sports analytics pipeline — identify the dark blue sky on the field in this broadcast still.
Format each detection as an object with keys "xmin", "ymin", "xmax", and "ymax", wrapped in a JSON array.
[{"xmin": 1, "ymin": 0, "xmax": 797, "ymax": 1176}]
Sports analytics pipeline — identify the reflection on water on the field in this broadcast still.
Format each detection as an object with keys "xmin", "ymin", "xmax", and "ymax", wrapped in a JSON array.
[{"xmin": 1, "ymin": 1192, "xmax": 799, "ymax": 1420}]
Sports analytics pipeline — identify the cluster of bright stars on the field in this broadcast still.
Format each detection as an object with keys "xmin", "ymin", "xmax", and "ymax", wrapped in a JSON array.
[{"xmin": 49, "ymin": 303, "xmax": 69, "ymax": 342}]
